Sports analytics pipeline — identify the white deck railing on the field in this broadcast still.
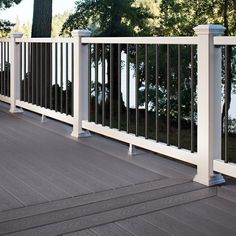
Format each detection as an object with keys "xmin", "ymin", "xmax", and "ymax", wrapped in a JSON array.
[{"xmin": 1, "ymin": 25, "xmax": 236, "ymax": 185}]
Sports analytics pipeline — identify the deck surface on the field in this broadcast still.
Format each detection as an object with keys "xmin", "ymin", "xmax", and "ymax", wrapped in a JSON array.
[{"xmin": 0, "ymin": 104, "xmax": 236, "ymax": 235}]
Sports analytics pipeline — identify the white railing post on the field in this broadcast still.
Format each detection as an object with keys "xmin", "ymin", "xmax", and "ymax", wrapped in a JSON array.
[
  {"xmin": 71, "ymin": 29, "xmax": 91, "ymax": 138},
  {"xmin": 9, "ymin": 32, "xmax": 23, "ymax": 113},
  {"xmin": 194, "ymin": 25, "xmax": 225, "ymax": 186}
]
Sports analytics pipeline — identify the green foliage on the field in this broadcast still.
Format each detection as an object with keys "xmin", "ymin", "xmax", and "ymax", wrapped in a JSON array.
[
  {"xmin": 0, "ymin": 0, "xmax": 22, "ymax": 36},
  {"xmin": 52, "ymin": 11, "xmax": 71, "ymax": 37},
  {"xmin": 157, "ymin": 0, "xmax": 236, "ymax": 36},
  {"xmin": 61, "ymin": 0, "xmax": 154, "ymax": 36}
]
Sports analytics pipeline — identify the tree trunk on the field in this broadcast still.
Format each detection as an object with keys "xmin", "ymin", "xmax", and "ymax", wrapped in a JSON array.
[
  {"xmin": 31, "ymin": 0, "xmax": 52, "ymax": 37},
  {"xmin": 29, "ymin": 0, "xmax": 52, "ymax": 108}
]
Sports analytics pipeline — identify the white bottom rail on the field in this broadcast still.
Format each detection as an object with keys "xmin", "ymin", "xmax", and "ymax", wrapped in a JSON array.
[
  {"xmin": 214, "ymin": 160, "xmax": 236, "ymax": 178},
  {"xmin": 82, "ymin": 121, "xmax": 197, "ymax": 165},
  {"xmin": 16, "ymin": 100, "xmax": 74, "ymax": 125},
  {"xmin": 0, "ymin": 95, "xmax": 11, "ymax": 104}
]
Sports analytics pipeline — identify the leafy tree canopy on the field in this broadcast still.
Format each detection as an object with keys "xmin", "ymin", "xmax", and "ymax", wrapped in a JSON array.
[
  {"xmin": 157, "ymin": 0, "xmax": 236, "ymax": 36},
  {"xmin": 0, "ymin": 0, "xmax": 22, "ymax": 36},
  {"xmin": 61, "ymin": 0, "xmax": 154, "ymax": 36}
]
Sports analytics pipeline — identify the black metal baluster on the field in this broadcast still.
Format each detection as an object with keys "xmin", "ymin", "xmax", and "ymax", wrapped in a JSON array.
[
  {"xmin": 28, "ymin": 43, "xmax": 31, "ymax": 103},
  {"xmin": 66, "ymin": 43, "xmax": 69, "ymax": 115},
  {"xmin": 191, "ymin": 45, "xmax": 195, "ymax": 153},
  {"xmin": 156, "ymin": 45, "xmax": 160, "ymax": 142},
  {"xmin": 7, "ymin": 42, "xmax": 10, "ymax": 97},
  {"xmin": 44, "ymin": 43, "xmax": 48, "ymax": 108},
  {"xmin": 102, "ymin": 44, "xmax": 105, "ymax": 126},
  {"xmin": 126, "ymin": 44, "xmax": 130, "ymax": 133},
  {"xmin": 178, "ymin": 45, "xmax": 181, "ymax": 149},
  {"xmin": 55, "ymin": 43, "xmax": 58, "ymax": 112},
  {"xmin": 224, "ymin": 45, "xmax": 229, "ymax": 163},
  {"xmin": 60, "ymin": 43, "xmax": 63, "ymax": 113},
  {"xmin": 167, "ymin": 45, "xmax": 170, "ymax": 146},
  {"xmin": 118, "ymin": 44, "xmax": 121, "ymax": 131},
  {"xmin": 110, "ymin": 44, "xmax": 113, "ymax": 128},
  {"xmin": 71, "ymin": 43, "xmax": 74, "ymax": 116},
  {"xmin": 145, "ymin": 44, "xmax": 149, "ymax": 139},
  {"xmin": 20, "ymin": 43, "xmax": 23, "ymax": 100},
  {"xmin": 40, "ymin": 43, "xmax": 43, "ymax": 106},
  {"xmin": 35, "ymin": 43, "xmax": 39, "ymax": 105},
  {"xmin": 3, "ymin": 42, "xmax": 7, "ymax": 96},
  {"xmin": 1, "ymin": 43, "xmax": 3, "ymax": 95},
  {"xmin": 95, "ymin": 44, "xmax": 98, "ymax": 124},
  {"xmin": 88, "ymin": 44, "xmax": 91, "ymax": 122},
  {"xmin": 136, "ymin": 45, "xmax": 139, "ymax": 137},
  {"xmin": 24, "ymin": 43, "xmax": 26, "ymax": 101}
]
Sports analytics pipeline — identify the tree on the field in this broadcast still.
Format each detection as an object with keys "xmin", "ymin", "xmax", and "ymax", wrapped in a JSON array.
[
  {"xmin": 62, "ymin": 0, "xmax": 154, "ymax": 127},
  {"xmin": 52, "ymin": 11, "xmax": 71, "ymax": 37},
  {"xmin": 31, "ymin": 0, "xmax": 53, "ymax": 37},
  {"xmin": 27, "ymin": 0, "xmax": 53, "ymax": 108},
  {"xmin": 61, "ymin": 0, "xmax": 152, "ymax": 37},
  {"xmin": 0, "ymin": 0, "xmax": 22, "ymax": 36}
]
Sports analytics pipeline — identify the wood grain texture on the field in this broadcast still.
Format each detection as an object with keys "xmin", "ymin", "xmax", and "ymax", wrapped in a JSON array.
[
  {"xmin": 0, "ymin": 186, "xmax": 23, "ymax": 211},
  {"xmin": 64, "ymin": 229, "xmax": 97, "ymax": 236},
  {"xmin": 0, "ymin": 182, "xmax": 203, "ymax": 235},
  {"xmin": 141, "ymin": 211, "xmax": 206, "ymax": 236},
  {"xmin": 5, "ymin": 188, "xmax": 216, "ymax": 236},
  {"xmin": 92, "ymin": 223, "xmax": 133, "ymax": 236},
  {"xmin": 117, "ymin": 217, "xmax": 170, "ymax": 236},
  {"xmin": 0, "ymin": 178, "xmax": 186, "ymax": 223},
  {"xmin": 163, "ymin": 204, "xmax": 235, "ymax": 236}
]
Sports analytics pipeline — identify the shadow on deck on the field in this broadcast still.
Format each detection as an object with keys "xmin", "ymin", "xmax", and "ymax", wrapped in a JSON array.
[{"xmin": 0, "ymin": 103, "xmax": 236, "ymax": 236}]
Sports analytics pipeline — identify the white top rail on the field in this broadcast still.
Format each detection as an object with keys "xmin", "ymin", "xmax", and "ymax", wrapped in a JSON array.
[
  {"xmin": 82, "ymin": 36, "xmax": 198, "ymax": 45},
  {"xmin": 214, "ymin": 36, "xmax": 236, "ymax": 45},
  {"xmin": 15, "ymin": 38, "xmax": 74, "ymax": 43}
]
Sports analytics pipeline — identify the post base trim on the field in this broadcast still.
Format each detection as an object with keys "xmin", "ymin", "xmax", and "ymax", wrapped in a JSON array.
[
  {"xmin": 71, "ymin": 130, "xmax": 91, "ymax": 138},
  {"xmin": 193, "ymin": 173, "xmax": 225, "ymax": 186},
  {"xmin": 9, "ymin": 107, "xmax": 23, "ymax": 114}
]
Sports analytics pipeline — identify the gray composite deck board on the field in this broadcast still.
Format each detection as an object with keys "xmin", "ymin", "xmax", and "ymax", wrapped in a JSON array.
[
  {"xmin": 0, "ymin": 112, "xmax": 164, "ymax": 190},
  {"xmin": 163, "ymin": 203, "xmax": 236, "ymax": 236},
  {"xmin": 0, "ymin": 141, "xmax": 91, "ymax": 196},
  {"xmin": 0, "ymin": 182, "xmax": 204, "ymax": 235},
  {"xmin": 0, "ymin": 165, "xmax": 48, "ymax": 206},
  {"xmin": 64, "ymin": 230, "xmax": 98, "ymax": 236},
  {"xmin": 183, "ymin": 200, "xmax": 236, "ymax": 232},
  {"xmin": 116, "ymin": 217, "xmax": 170, "ymax": 236},
  {"xmin": 1, "ymin": 106, "xmax": 236, "ymax": 235},
  {"xmin": 3, "ymin": 188, "xmax": 215, "ymax": 236},
  {"xmin": 78, "ymin": 134, "xmax": 196, "ymax": 179},
  {"xmin": 217, "ymin": 185, "xmax": 236, "ymax": 203},
  {"xmin": 0, "ymin": 178, "xmax": 187, "ymax": 223},
  {"xmin": 0, "ymin": 186, "xmax": 23, "ymax": 212},
  {"xmin": 0, "ymin": 154, "xmax": 71, "ymax": 200},
  {"xmin": 91, "ymin": 223, "xmax": 134, "ymax": 236},
  {"xmin": 141, "ymin": 211, "xmax": 207, "ymax": 236},
  {"xmin": 201, "ymin": 196, "xmax": 236, "ymax": 216}
]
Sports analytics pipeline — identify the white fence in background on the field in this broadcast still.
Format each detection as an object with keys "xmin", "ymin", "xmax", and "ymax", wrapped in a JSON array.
[{"xmin": 0, "ymin": 25, "xmax": 236, "ymax": 185}]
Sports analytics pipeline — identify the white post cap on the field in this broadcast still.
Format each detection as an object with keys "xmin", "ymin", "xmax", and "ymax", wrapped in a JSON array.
[
  {"xmin": 10, "ymin": 32, "xmax": 23, "ymax": 38},
  {"xmin": 194, "ymin": 24, "xmax": 226, "ymax": 36},
  {"xmin": 72, "ymin": 29, "xmax": 91, "ymax": 37}
]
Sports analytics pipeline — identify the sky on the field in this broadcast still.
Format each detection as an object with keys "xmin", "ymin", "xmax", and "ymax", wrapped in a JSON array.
[{"xmin": 0, "ymin": 0, "xmax": 76, "ymax": 23}]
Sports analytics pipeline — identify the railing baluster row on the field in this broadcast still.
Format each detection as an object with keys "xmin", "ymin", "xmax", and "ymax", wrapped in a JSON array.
[
  {"xmin": 88, "ymin": 43, "xmax": 197, "ymax": 152},
  {"xmin": 18, "ymin": 42, "xmax": 74, "ymax": 116},
  {"xmin": 0, "ymin": 42, "xmax": 10, "ymax": 97}
]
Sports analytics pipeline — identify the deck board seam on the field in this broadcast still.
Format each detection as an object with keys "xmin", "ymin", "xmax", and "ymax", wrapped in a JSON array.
[
  {"xmin": 4, "ymin": 188, "xmax": 216, "ymax": 235},
  {"xmin": 0, "ymin": 185, "xmax": 211, "ymax": 235},
  {"xmin": 0, "ymin": 179, "xmax": 191, "ymax": 222}
]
